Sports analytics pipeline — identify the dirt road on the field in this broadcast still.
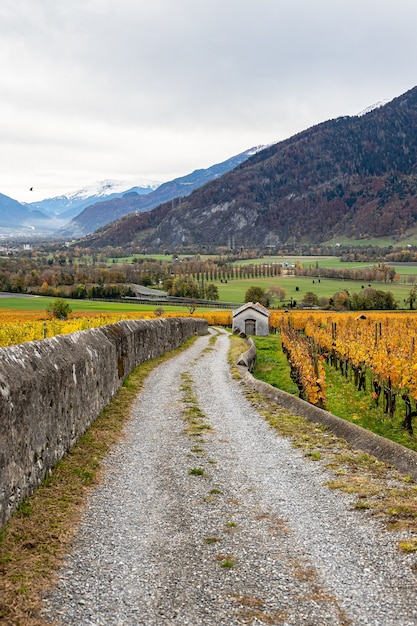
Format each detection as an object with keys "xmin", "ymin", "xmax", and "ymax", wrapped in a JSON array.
[{"xmin": 42, "ymin": 329, "xmax": 417, "ymax": 625}]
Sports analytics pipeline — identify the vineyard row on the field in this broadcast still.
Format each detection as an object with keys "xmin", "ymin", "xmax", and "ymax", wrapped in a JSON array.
[{"xmin": 275, "ymin": 311, "xmax": 417, "ymax": 433}]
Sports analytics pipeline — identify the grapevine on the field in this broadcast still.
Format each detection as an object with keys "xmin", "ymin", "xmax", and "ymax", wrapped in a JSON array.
[
  {"xmin": 280, "ymin": 320, "xmax": 326, "ymax": 407},
  {"xmin": 271, "ymin": 310, "xmax": 417, "ymax": 432}
]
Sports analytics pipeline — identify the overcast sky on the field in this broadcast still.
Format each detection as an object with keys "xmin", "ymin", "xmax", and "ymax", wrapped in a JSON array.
[{"xmin": 1, "ymin": 0, "xmax": 417, "ymax": 202}]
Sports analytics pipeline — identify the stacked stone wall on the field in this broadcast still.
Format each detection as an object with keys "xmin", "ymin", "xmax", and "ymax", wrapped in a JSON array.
[{"xmin": 0, "ymin": 317, "xmax": 207, "ymax": 529}]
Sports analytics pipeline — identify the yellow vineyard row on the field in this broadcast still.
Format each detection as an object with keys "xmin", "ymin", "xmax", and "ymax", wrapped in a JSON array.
[
  {"xmin": 0, "ymin": 309, "xmax": 233, "ymax": 348},
  {"xmin": 275, "ymin": 311, "xmax": 417, "ymax": 402}
]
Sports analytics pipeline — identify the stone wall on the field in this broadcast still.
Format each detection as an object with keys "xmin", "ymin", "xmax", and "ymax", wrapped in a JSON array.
[
  {"xmin": 236, "ymin": 337, "xmax": 257, "ymax": 372},
  {"xmin": 0, "ymin": 317, "xmax": 207, "ymax": 529}
]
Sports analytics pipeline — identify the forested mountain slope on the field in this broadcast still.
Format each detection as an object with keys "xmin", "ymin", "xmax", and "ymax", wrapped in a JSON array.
[{"xmin": 84, "ymin": 86, "xmax": 417, "ymax": 250}]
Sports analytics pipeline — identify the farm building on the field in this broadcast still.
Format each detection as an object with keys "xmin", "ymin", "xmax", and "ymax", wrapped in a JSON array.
[{"xmin": 232, "ymin": 301, "xmax": 270, "ymax": 336}]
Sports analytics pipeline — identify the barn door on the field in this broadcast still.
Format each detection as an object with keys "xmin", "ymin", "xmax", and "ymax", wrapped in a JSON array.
[{"xmin": 245, "ymin": 319, "xmax": 256, "ymax": 335}]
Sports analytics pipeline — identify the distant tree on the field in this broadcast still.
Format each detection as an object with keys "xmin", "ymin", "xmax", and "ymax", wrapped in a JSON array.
[
  {"xmin": 372, "ymin": 289, "xmax": 397, "ymax": 310},
  {"xmin": 350, "ymin": 287, "xmax": 397, "ymax": 311},
  {"xmin": 72, "ymin": 284, "xmax": 87, "ymax": 299},
  {"xmin": 331, "ymin": 291, "xmax": 351, "ymax": 311},
  {"xmin": 168, "ymin": 277, "xmax": 199, "ymax": 298},
  {"xmin": 405, "ymin": 285, "xmax": 417, "ymax": 310},
  {"xmin": 186, "ymin": 301, "xmax": 197, "ymax": 315},
  {"xmin": 301, "ymin": 291, "xmax": 319, "ymax": 307},
  {"xmin": 163, "ymin": 277, "xmax": 174, "ymax": 293},
  {"xmin": 41, "ymin": 281, "xmax": 55, "ymax": 296},
  {"xmin": 46, "ymin": 298, "xmax": 72, "ymax": 320},
  {"xmin": 205, "ymin": 283, "xmax": 219, "ymax": 301},
  {"xmin": 267, "ymin": 284, "xmax": 286, "ymax": 303},
  {"xmin": 10, "ymin": 276, "xmax": 26, "ymax": 293},
  {"xmin": 244, "ymin": 286, "xmax": 269, "ymax": 307}
]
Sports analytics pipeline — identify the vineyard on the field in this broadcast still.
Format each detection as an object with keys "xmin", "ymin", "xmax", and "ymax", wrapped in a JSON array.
[
  {"xmin": 269, "ymin": 311, "xmax": 417, "ymax": 437},
  {"xmin": 4, "ymin": 305, "xmax": 417, "ymax": 439},
  {"xmin": 0, "ymin": 309, "xmax": 233, "ymax": 348}
]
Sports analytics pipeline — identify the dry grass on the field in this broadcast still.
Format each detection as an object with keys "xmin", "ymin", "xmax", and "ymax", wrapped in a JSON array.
[
  {"xmin": 215, "ymin": 553, "xmax": 236, "ymax": 568},
  {"xmin": 228, "ymin": 335, "xmax": 249, "ymax": 377},
  {"xmin": 253, "ymin": 511, "xmax": 290, "ymax": 536},
  {"xmin": 232, "ymin": 595, "xmax": 289, "ymax": 624},
  {"xmin": 0, "ymin": 338, "xmax": 197, "ymax": 626}
]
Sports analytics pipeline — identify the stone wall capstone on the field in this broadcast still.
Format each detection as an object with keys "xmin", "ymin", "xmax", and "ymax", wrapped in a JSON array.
[{"xmin": 0, "ymin": 317, "xmax": 207, "ymax": 529}]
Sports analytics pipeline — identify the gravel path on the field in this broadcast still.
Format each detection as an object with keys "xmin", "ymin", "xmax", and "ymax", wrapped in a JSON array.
[{"xmin": 42, "ymin": 329, "xmax": 417, "ymax": 625}]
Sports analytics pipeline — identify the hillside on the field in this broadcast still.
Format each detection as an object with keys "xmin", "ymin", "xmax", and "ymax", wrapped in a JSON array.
[
  {"xmin": 0, "ymin": 193, "xmax": 55, "ymax": 235},
  {"xmin": 60, "ymin": 147, "xmax": 263, "ymax": 238},
  {"xmin": 83, "ymin": 85, "xmax": 417, "ymax": 251}
]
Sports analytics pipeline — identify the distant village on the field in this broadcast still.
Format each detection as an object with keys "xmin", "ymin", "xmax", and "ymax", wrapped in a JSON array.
[{"xmin": 0, "ymin": 243, "xmax": 32, "ymax": 254}]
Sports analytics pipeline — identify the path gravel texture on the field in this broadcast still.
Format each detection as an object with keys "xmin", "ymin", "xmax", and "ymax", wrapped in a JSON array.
[{"xmin": 42, "ymin": 329, "xmax": 417, "ymax": 625}]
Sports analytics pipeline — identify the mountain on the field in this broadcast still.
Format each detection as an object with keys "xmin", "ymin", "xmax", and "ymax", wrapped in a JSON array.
[
  {"xmin": 28, "ymin": 179, "xmax": 160, "ymax": 222},
  {"xmin": 83, "ymin": 85, "xmax": 417, "ymax": 251},
  {"xmin": 59, "ymin": 147, "xmax": 264, "ymax": 238},
  {"xmin": 0, "ymin": 193, "xmax": 58, "ymax": 235}
]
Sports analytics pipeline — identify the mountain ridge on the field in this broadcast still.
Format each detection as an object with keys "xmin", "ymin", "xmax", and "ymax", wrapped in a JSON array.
[
  {"xmin": 58, "ymin": 146, "xmax": 265, "ymax": 238},
  {"xmin": 82, "ymin": 85, "xmax": 417, "ymax": 251},
  {"xmin": 28, "ymin": 179, "xmax": 160, "ymax": 222}
]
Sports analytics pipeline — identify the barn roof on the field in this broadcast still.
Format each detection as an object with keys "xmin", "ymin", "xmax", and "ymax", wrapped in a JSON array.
[{"xmin": 232, "ymin": 301, "xmax": 270, "ymax": 318}]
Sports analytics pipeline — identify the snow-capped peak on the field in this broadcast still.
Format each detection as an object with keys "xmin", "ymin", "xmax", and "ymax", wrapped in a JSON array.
[
  {"xmin": 26, "ymin": 178, "xmax": 163, "ymax": 220},
  {"xmin": 357, "ymin": 100, "xmax": 389, "ymax": 117},
  {"xmin": 245, "ymin": 144, "xmax": 267, "ymax": 156},
  {"xmin": 65, "ymin": 178, "xmax": 161, "ymax": 201}
]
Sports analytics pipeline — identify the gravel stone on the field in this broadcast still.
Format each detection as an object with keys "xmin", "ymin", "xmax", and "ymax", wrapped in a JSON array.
[{"xmin": 42, "ymin": 330, "xmax": 417, "ymax": 625}]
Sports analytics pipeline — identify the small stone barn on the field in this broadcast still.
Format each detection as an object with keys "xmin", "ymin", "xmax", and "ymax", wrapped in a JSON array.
[{"xmin": 232, "ymin": 301, "xmax": 270, "ymax": 336}]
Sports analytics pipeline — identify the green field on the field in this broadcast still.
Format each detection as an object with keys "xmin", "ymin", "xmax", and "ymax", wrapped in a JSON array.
[
  {"xmin": 214, "ymin": 255, "xmax": 417, "ymax": 305},
  {"xmin": 107, "ymin": 253, "xmax": 215, "ymax": 264},
  {"xmin": 322, "ymin": 236, "xmax": 403, "ymax": 247},
  {"xmin": 1, "ymin": 253, "xmax": 417, "ymax": 312},
  {"xmin": 321, "ymin": 228, "xmax": 417, "ymax": 247},
  {"xmin": 214, "ymin": 274, "xmax": 413, "ymax": 306},
  {"xmin": 0, "ymin": 271, "xmax": 414, "ymax": 313},
  {"xmin": 115, "ymin": 251, "xmax": 417, "ymax": 279},
  {"xmin": 235, "ymin": 254, "xmax": 417, "ymax": 275},
  {"xmin": 0, "ymin": 296, "xmax": 183, "ymax": 314}
]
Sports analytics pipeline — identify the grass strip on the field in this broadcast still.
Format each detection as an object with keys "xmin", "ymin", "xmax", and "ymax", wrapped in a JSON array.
[
  {"xmin": 252, "ymin": 335, "xmax": 298, "ymax": 395},
  {"xmin": 0, "ymin": 337, "xmax": 197, "ymax": 626}
]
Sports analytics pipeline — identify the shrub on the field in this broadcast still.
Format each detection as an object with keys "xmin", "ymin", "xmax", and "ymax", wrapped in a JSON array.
[{"xmin": 46, "ymin": 298, "xmax": 72, "ymax": 320}]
